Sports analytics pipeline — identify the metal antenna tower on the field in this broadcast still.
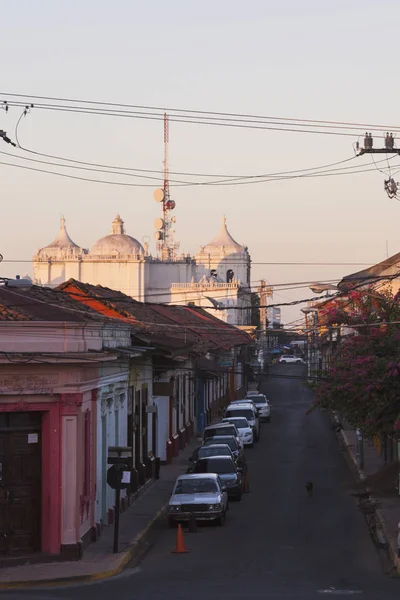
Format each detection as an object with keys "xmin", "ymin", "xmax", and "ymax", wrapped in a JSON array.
[{"xmin": 153, "ymin": 113, "xmax": 179, "ymax": 259}]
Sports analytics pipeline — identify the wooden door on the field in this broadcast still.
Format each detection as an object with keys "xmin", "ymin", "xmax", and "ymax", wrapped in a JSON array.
[{"xmin": 0, "ymin": 412, "xmax": 42, "ymax": 557}]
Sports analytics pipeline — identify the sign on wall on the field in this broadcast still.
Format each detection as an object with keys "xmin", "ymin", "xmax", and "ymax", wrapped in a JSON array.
[{"xmin": 0, "ymin": 374, "xmax": 59, "ymax": 394}]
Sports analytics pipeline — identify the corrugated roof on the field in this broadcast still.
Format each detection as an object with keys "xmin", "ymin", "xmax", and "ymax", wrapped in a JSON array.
[
  {"xmin": 0, "ymin": 285, "xmax": 112, "ymax": 322},
  {"xmin": 57, "ymin": 279, "xmax": 251, "ymax": 352},
  {"xmin": 339, "ymin": 252, "xmax": 400, "ymax": 290}
]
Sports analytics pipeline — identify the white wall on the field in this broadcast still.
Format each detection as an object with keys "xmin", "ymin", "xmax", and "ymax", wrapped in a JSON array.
[
  {"xmin": 196, "ymin": 250, "xmax": 250, "ymax": 286},
  {"xmin": 153, "ymin": 395, "xmax": 169, "ymax": 462},
  {"xmin": 95, "ymin": 379, "xmax": 129, "ymax": 525}
]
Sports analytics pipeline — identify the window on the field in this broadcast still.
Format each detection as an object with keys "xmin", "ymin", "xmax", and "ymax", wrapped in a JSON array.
[
  {"xmin": 226, "ymin": 269, "xmax": 234, "ymax": 283},
  {"xmin": 194, "ymin": 458, "xmax": 235, "ymax": 474}
]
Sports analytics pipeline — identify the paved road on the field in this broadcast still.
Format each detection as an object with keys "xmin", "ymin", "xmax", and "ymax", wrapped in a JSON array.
[{"xmin": 2, "ymin": 365, "xmax": 400, "ymax": 599}]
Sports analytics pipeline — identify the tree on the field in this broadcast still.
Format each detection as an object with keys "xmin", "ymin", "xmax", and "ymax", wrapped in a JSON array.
[{"xmin": 310, "ymin": 287, "xmax": 400, "ymax": 438}]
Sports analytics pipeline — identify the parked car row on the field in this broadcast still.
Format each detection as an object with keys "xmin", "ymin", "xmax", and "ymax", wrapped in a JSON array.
[{"xmin": 168, "ymin": 391, "xmax": 271, "ymax": 527}]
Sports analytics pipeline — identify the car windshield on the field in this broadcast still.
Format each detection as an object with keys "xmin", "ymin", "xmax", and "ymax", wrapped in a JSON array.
[
  {"xmin": 205, "ymin": 436, "xmax": 238, "ymax": 451},
  {"xmin": 250, "ymin": 396, "xmax": 267, "ymax": 404},
  {"xmin": 224, "ymin": 418, "xmax": 249, "ymax": 428},
  {"xmin": 198, "ymin": 446, "xmax": 231, "ymax": 458},
  {"xmin": 225, "ymin": 409, "xmax": 254, "ymax": 421},
  {"xmin": 174, "ymin": 478, "xmax": 218, "ymax": 494},
  {"xmin": 204, "ymin": 426, "xmax": 235, "ymax": 438},
  {"xmin": 195, "ymin": 459, "xmax": 234, "ymax": 474}
]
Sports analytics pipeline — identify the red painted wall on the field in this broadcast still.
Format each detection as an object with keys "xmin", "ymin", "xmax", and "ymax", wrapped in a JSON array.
[{"xmin": 0, "ymin": 401, "xmax": 62, "ymax": 554}]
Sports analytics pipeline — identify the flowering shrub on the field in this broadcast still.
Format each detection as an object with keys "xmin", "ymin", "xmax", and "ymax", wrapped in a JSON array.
[{"xmin": 311, "ymin": 286, "xmax": 400, "ymax": 438}]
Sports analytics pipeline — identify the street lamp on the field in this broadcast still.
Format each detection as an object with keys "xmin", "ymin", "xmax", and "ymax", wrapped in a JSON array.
[{"xmin": 309, "ymin": 283, "xmax": 338, "ymax": 295}]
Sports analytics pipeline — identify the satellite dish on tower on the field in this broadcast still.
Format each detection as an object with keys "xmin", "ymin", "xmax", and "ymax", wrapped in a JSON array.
[
  {"xmin": 154, "ymin": 218, "xmax": 164, "ymax": 230},
  {"xmin": 154, "ymin": 188, "xmax": 165, "ymax": 202}
]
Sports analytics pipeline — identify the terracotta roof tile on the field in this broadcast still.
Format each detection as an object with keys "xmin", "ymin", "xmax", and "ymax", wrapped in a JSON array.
[
  {"xmin": 0, "ymin": 285, "xmax": 112, "ymax": 322},
  {"xmin": 57, "ymin": 279, "xmax": 251, "ymax": 352}
]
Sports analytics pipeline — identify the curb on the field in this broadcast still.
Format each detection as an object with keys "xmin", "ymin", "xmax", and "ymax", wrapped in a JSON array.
[
  {"xmin": 0, "ymin": 503, "xmax": 168, "ymax": 590},
  {"xmin": 339, "ymin": 428, "xmax": 400, "ymax": 575},
  {"xmin": 340, "ymin": 429, "xmax": 366, "ymax": 480}
]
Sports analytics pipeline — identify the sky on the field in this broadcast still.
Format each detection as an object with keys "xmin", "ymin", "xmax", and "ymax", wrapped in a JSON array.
[{"xmin": 1, "ymin": 0, "xmax": 400, "ymax": 325}]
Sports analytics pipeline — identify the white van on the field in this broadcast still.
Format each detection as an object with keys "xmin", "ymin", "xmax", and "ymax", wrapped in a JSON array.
[{"xmin": 224, "ymin": 403, "xmax": 260, "ymax": 441}]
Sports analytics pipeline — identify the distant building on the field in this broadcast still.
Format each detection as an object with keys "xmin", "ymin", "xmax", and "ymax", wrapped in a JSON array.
[
  {"xmin": 339, "ymin": 251, "xmax": 400, "ymax": 295},
  {"xmin": 33, "ymin": 215, "xmax": 251, "ymax": 325},
  {"xmin": 267, "ymin": 306, "xmax": 281, "ymax": 328}
]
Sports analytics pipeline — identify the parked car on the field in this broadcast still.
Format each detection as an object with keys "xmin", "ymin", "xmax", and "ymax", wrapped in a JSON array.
[
  {"xmin": 246, "ymin": 390, "xmax": 259, "ymax": 397},
  {"xmin": 279, "ymin": 355, "xmax": 305, "ymax": 364},
  {"xmin": 203, "ymin": 422, "xmax": 242, "ymax": 449},
  {"xmin": 222, "ymin": 416, "xmax": 254, "ymax": 447},
  {"xmin": 224, "ymin": 403, "xmax": 260, "ymax": 441},
  {"xmin": 187, "ymin": 443, "xmax": 236, "ymax": 472},
  {"xmin": 245, "ymin": 393, "xmax": 270, "ymax": 422},
  {"xmin": 193, "ymin": 456, "xmax": 243, "ymax": 500},
  {"xmin": 203, "ymin": 435, "xmax": 245, "ymax": 467},
  {"xmin": 228, "ymin": 398, "xmax": 261, "ymax": 416},
  {"xmin": 168, "ymin": 473, "xmax": 228, "ymax": 526}
]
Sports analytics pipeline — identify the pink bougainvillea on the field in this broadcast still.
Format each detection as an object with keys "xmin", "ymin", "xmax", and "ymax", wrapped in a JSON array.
[{"xmin": 310, "ymin": 286, "xmax": 400, "ymax": 438}]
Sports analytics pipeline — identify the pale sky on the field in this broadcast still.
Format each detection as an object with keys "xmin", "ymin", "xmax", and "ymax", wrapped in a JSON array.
[{"xmin": 1, "ymin": 0, "xmax": 400, "ymax": 324}]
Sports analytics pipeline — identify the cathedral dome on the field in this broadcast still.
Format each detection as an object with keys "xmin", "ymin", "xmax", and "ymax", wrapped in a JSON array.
[
  {"xmin": 36, "ymin": 217, "xmax": 82, "ymax": 257},
  {"xmin": 200, "ymin": 217, "xmax": 246, "ymax": 255},
  {"xmin": 90, "ymin": 215, "xmax": 144, "ymax": 256}
]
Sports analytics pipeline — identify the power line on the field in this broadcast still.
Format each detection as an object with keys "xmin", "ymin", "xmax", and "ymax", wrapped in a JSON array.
[
  {"xmin": 0, "ymin": 155, "xmax": 394, "ymax": 188},
  {"xmin": 0, "ymin": 150, "xmax": 192, "ymax": 185},
  {"xmin": 1, "ymin": 101, "xmax": 364, "ymax": 137},
  {"xmin": 0, "ymin": 159, "xmax": 159, "ymax": 187},
  {"xmin": 3, "ymin": 92, "xmax": 400, "ymax": 133},
  {"xmin": 8, "ymin": 113, "xmax": 396, "ymax": 187},
  {"xmin": 10, "ymin": 145, "xmax": 395, "ymax": 186},
  {"xmin": 2, "ymin": 270, "xmax": 398, "ymax": 319},
  {"xmin": 8, "ymin": 146, "xmax": 360, "ymax": 180},
  {"xmin": 0, "ymin": 257, "xmax": 375, "ymax": 266},
  {"xmin": 4, "ymin": 106, "xmax": 398, "ymax": 188}
]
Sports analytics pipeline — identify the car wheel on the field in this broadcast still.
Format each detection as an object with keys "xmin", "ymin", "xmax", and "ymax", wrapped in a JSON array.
[
  {"xmin": 217, "ymin": 510, "xmax": 227, "ymax": 526},
  {"xmin": 281, "ymin": 361, "xmax": 286, "ymax": 364},
  {"xmin": 296, "ymin": 360, "xmax": 301, "ymax": 364}
]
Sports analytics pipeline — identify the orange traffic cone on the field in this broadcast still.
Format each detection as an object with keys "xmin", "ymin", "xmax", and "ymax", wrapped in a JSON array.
[
  {"xmin": 243, "ymin": 470, "xmax": 251, "ymax": 493},
  {"xmin": 172, "ymin": 523, "xmax": 189, "ymax": 553}
]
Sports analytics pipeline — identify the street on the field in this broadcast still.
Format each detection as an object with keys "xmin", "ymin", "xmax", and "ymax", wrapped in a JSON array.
[{"xmin": 2, "ymin": 365, "xmax": 400, "ymax": 600}]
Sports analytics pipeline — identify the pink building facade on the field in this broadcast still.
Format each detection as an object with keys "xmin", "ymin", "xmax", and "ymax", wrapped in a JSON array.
[{"xmin": 0, "ymin": 289, "xmax": 132, "ymax": 561}]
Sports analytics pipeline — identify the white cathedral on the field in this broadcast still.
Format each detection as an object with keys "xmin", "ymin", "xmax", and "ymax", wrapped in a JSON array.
[{"xmin": 33, "ymin": 215, "xmax": 252, "ymax": 326}]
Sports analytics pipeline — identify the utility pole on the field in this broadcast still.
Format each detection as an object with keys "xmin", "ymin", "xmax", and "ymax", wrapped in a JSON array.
[
  {"xmin": 356, "ymin": 132, "xmax": 400, "ymax": 156},
  {"xmin": 258, "ymin": 280, "xmax": 267, "ymax": 336},
  {"xmin": 356, "ymin": 132, "xmax": 400, "ymax": 199}
]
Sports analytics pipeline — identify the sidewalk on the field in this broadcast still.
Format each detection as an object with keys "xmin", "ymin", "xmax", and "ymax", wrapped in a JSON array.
[
  {"xmin": 0, "ymin": 437, "xmax": 200, "ymax": 589},
  {"xmin": 340, "ymin": 426, "xmax": 400, "ymax": 574}
]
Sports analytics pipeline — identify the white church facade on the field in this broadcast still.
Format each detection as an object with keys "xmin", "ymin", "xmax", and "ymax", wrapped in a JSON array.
[{"xmin": 33, "ymin": 215, "xmax": 252, "ymax": 326}]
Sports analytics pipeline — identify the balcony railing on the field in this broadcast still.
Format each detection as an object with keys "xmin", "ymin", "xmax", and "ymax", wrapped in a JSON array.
[{"xmin": 171, "ymin": 282, "xmax": 239, "ymax": 289}]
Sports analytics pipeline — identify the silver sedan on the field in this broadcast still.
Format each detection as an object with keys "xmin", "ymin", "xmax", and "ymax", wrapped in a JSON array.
[{"xmin": 168, "ymin": 473, "xmax": 228, "ymax": 526}]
